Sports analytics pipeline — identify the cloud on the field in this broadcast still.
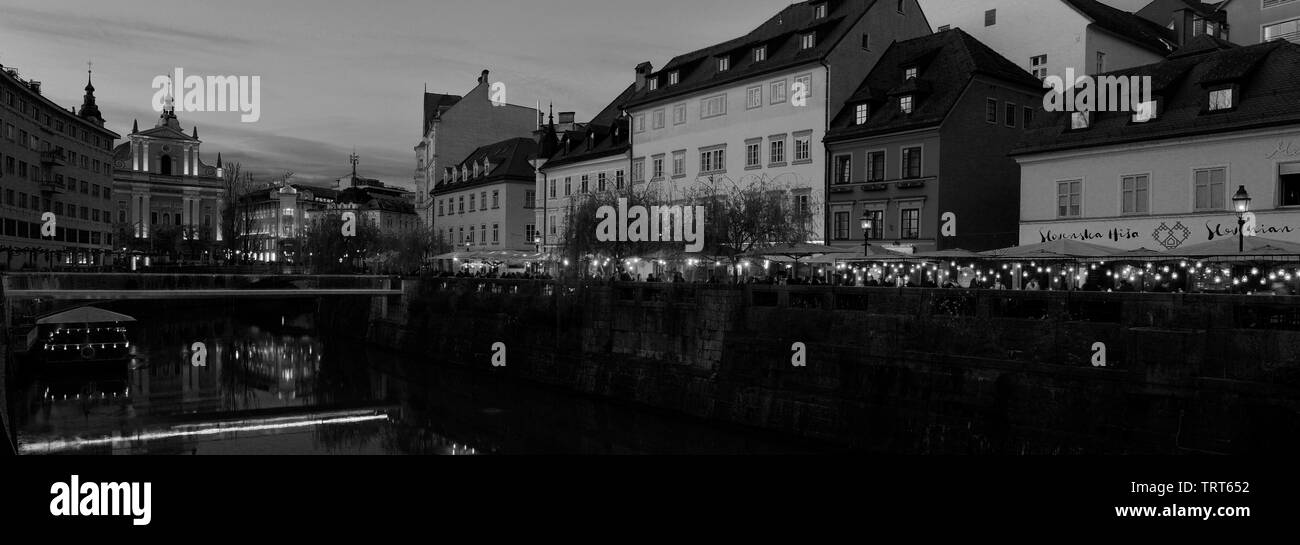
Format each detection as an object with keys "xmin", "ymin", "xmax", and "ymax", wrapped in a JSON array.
[{"xmin": 0, "ymin": 5, "xmax": 254, "ymax": 51}]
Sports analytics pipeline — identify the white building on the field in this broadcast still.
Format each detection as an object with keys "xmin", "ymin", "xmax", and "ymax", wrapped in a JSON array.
[{"xmin": 622, "ymin": 0, "xmax": 931, "ymax": 243}]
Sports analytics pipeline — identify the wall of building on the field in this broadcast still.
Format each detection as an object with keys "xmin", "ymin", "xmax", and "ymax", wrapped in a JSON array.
[
  {"xmin": 536, "ymin": 153, "xmax": 628, "ymax": 249},
  {"xmin": 825, "ymin": 0, "xmax": 934, "ymax": 124},
  {"xmin": 827, "ymin": 129, "xmax": 942, "ymax": 251},
  {"xmin": 1085, "ymin": 27, "xmax": 1167, "ymax": 74},
  {"xmin": 1225, "ymin": 0, "xmax": 1300, "ymax": 45},
  {"xmin": 435, "ymin": 180, "xmax": 536, "ymax": 251},
  {"xmin": 1017, "ymin": 126, "xmax": 1300, "ymax": 249},
  {"xmin": 927, "ymin": 0, "xmax": 1096, "ymax": 77}
]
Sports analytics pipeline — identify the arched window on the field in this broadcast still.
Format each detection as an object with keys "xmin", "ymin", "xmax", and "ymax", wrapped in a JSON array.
[{"xmin": 159, "ymin": 155, "xmax": 173, "ymax": 175}]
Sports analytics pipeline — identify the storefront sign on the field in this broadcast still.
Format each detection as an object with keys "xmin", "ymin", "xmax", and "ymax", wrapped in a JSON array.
[{"xmin": 1021, "ymin": 212, "xmax": 1300, "ymax": 251}]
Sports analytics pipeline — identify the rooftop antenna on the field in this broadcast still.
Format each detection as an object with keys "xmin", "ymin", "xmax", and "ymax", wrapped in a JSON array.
[{"xmin": 349, "ymin": 148, "xmax": 360, "ymax": 186}]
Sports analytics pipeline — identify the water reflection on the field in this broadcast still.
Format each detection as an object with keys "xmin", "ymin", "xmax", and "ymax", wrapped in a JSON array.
[{"xmin": 14, "ymin": 301, "xmax": 823, "ymax": 455}]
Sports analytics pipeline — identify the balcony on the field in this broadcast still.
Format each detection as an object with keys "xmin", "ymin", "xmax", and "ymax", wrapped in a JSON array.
[
  {"xmin": 40, "ymin": 149, "xmax": 67, "ymax": 167},
  {"xmin": 39, "ymin": 176, "xmax": 65, "ymax": 194}
]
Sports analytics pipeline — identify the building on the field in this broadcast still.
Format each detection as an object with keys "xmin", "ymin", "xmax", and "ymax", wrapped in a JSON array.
[
  {"xmin": 533, "ymin": 87, "xmax": 636, "ymax": 253},
  {"xmin": 928, "ymin": 0, "xmax": 1176, "ymax": 81},
  {"xmin": 0, "ymin": 64, "xmax": 119, "ymax": 270},
  {"xmin": 415, "ymin": 70, "xmax": 539, "ymax": 228},
  {"xmin": 112, "ymin": 103, "xmax": 226, "ymax": 263},
  {"xmin": 824, "ymin": 29, "xmax": 1045, "ymax": 253},
  {"xmin": 1135, "ymin": 0, "xmax": 1231, "ymax": 45},
  {"xmin": 433, "ymin": 137, "xmax": 538, "ymax": 252},
  {"xmin": 324, "ymin": 171, "xmax": 420, "ymax": 235},
  {"xmin": 1013, "ymin": 39, "xmax": 1300, "ymax": 251},
  {"xmin": 1215, "ymin": 0, "xmax": 1300, "ymax": 45},
  {"xmin": 235, "ymin": 182, "xmax": 339, "ymax": 263},
  {"xmin": 622, "ymin": 0, "xmax": 932, "ymax": 243}
]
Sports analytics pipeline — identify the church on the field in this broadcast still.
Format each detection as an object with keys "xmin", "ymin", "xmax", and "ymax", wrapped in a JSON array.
[{"xmin": 112, "ymin": 99, "xmax": 227, "ymax": 262}]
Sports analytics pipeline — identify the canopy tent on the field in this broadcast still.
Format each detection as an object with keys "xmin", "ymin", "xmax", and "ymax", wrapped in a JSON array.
[
  {"xmin": 905, "ymin": 248, "xmax": 986, "ymax": 261},
  {"xmin": 36, "ymin": 306, "xmax": 137, "ymax": 325},
  {"xmin": 831, "ymin": 245, "xmax": 911, "ymax": 261},
  {"xmin": 982, "ymin": 239, "xmax": 1114, "ymax": 259},
  {"xmin": 1166, "ymin": 236, "xmax": 1300, "ymax": 260}
]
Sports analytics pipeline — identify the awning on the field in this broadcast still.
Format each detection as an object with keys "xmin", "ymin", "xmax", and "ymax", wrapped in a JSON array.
[{"xmin": 36, "ymin": 306, "xmax": 137, "ymax": 325}]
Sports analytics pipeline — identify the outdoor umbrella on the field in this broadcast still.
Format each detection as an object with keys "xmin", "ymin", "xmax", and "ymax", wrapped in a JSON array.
[
  {"xmin": 1169, "ymin": 236, "xmax": 1300, "ymax": 261},
  {"xmin": 982, "ymin": 239, "xmax": 1114, "ymax": 259}
]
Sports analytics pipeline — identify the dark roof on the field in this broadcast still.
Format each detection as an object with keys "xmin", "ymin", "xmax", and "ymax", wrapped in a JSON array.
[
  {"xmin": 624, "ymin": 0, "xmax": 881, "ymax": 108},
  {"xmin": 541, "ymin": 84, "xmax": 637, "ymax": 170},
  {"xmin": 1064, "ymin": 0, "xmax": 1176, "ymax": 56},
  {"xmin": 422, "ymin": 92, "xmax": 462, "ymax": 135},
  {"xmin": 1168, "ymin": 34, "xmax": 1237, "ymax": 58},
  {"xmin": 433, "ymin": 137, "xmax": 538, "ymax": 194},
  {"xmin": 826, "ymin": 29, "xmax": 1041, "ymax": 142},
  {"xmin": 1013, "ymin": 40, "xmax": 1297, "ymax": 156},
  {"xmin": 1137, "ymin": 0, "xmax": 1224, "ymax": 22}
]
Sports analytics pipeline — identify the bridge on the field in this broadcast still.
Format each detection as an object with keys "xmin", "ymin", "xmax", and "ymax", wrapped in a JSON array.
[{"xmin": 0, "ymin": 273, "xmax": 402, "ymax": 300}]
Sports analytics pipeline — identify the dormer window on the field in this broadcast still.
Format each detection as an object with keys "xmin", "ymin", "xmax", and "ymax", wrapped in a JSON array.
[
  {"xmin": 649, "ymin": 78, "xmax": 659, "ymax": 91},
  {"xmin": 1209, "ymin": 87, "xmax": 1235, "ymax": 111},
  {"xmin": 904, "ymin": 66, "xmax": 918, "ymax": 81},
  {"xmin": 473, "ymin": 163, "xmax": 480, "ymax": 177},
  {"xmin": 753, "ymin": 46, "xmax": 767, "ymax": 63},
  {"xmin": 801, "ymin": 33, "xmax": 817, "ymax": 50},
  {"xmin": 814, "ymin": 3, "xmax": 827, "ymax": 18},
  {"xmin": 1071, "ymin": 111, "xmax": 1091, "ymax": 130},
  {"xmin": 669, "ymin": 71, "xmax": 680, "ymax": 85},
  {"xmin": 718, "ymin": 56, "xmax": 730, "ymax": 72},
  {"xmin": 855, "ymin": 104, "xmax": 870, "ymax": 125},
  {"xmin": 1132, "ymin": 99, "xmax": 1158, "ymax": 123},
  {"xmin": 899, "ymin": 95, "xmax": 914, "ymax": 115}
]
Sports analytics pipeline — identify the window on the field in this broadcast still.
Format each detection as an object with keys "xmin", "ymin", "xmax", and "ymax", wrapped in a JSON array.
[
  {"xmin": 901, "ymin": 146, "xmax": 922, "ymax": 179},
  {"xmin": 771, "ymin": 80, "xmax": 788, "ymax": 104},
  {"xmin": 701, "ymin": 95, "xmax": 727, "ymax": 118},
  {"xmin": 632, "ymin": 159, "xmax": 645, "ymax": 183},
  {"xmin": 1024, "ymin": 106, "xmax": 1035, "ymax": 127},
  {"xmin": 814, "ymin": 2, "xmax": 827, "ymax": 18},
  {"xmin": 525, "ymin": 224, "xmax": 537, "ymax": 244},
  {"xmin": 458, "ymin": 196, "xmax": 464, "ymax": 214},
  {"xmin": 901, "ymin": 209, "xmax": 921, "ymax": 239},
  {"xmin": 1194, "ymin": 167, "xmax": 1227, "ymax": 211},
  {"xmin": 862, "ymin": 33, "xmax": 871, "ymax": 51},
  {"xmin": 1133, "ymin": 100, "xmax": 1158, "ymax": 123},
  {"xmin": 480, "ymin": 225, "xmax": 486, "ymax": 243},
  {"xmin": 769, "ymin": 137, "xmax": 786, "ymax": 165},
  {"xmin": 1122, "ymin": 175, "xmax": 1150, "ymax": 215},
  {"xmin": 469, "ymin": 194, "xmax": 476, "ymax": 211},
  {"xmin": 1263, "ymin": 18, "xmax": 1300, "ymax": 44},
  {"xmin": 834, "ymin": 155, "xmax": 852, "ymax": 185},
  {"xmin": 549, "ymin": 179, "xmax": 556, "ymax": 199},
  {"xmin": 1209, "ymin": 88, "xmax": 1234, "ymax": 111},
  {"xmin": 855, "ymin": 104, "xmax": 870, "ymax": 125},
  {"xmin": 937, "ymin": 25, "xmax": 950, "ymax": 32},
  {"xmin": 801, "ymin": 33, "xmax": 816, "ymax": 50},
  {"xmin": 438, "ymin": 200, "xmax": 445, "ymax": 216},
  {"xmin": 1005, "ymin": 103, "xmax": 1017, "ymax": 128},
  {"xmin": 985, "ymin": 98, "xmax": 998, "ymax": 124},
  {"xmin": 651, "ymin": 158, "xmax": 663, "ymax": 180},
  {"xmin": 525, "ymin": 190, "xmax": 536, "ymax": 208},
  {"xmin": 672, "ymin": 151, "xmax": 685, "ymax": 177},
  {"xmin": 834, "ymin": 211, "xmax": 850, "ymax": 240},
  {"xmin": 549, "ymin": 218, "xmax": 556, "ymax": 235},
  {"xmin": 1057, "ymin": 180, "xmax": 1083, "ymax": 218},
  {"xmin": 564, "ymin": 177, "xmax": 572, "ymax": 196},
  {"xmin": 899, "ymin": 95, "xmax": 914, "ymax": 114},
  {"xmin": 700, "ymin": 147, "xmax": 726, "ymax": 174},
  {"xmin": 493, "ymin": 190, "xmax": 500, "ymax": 209},
  {"xmin": 794, "ymin": 74, "xmax": 812, "ymax": 97},
  {"xmin": 796, "ymin": 195, "xmax": 810, "ymax": 216},
  {"xmin": 635, "ymin": 114, "xmax": 646, "ymax": 132},
  {"xmin": 718, "ymin": 56, "xmax": 730, "ymax": 72},
  {"xmin": 616, "ymin": 169, "xmax": 625, "ymax": 189},
  {"xmin": 1030, "ymin": 55, "xmax": 1048, "ymax": 80},
  {"xmin": 904, "ymin": 66, "xmax": 918, "ymax": 80},
  {"xmin": 746, "ymin": 142, "xmax": 761, "ymax": 168},
  {"xmin": 649, "ymin": 78, "xmax": 659, "ymax": 91},
  {"xmin": 493, "ymin": 224, "xmax": 499, "ymax": 244},
  {"xmin": 1095, "ymin": 51, "xmax": 1106, "ymax": 74},
  {"xmin": 897, "ymin": 0, "xmax": 905, "ymax": 13},
  {"xmin": 747, "ymin": 87, "xmax": 762, "ymax": 109},
  {"xmin": 469, "ymin": 226, "xmax": 475, "ymax": 245},
  {"xmin": 669, "ymin": 71, "xmax": 680, "ymax": 85},
  {"xmin": 984, "ymin": 9, "xmax": 996, "ymax": 26},
  {"xmin": 598, "ymin": 172, "xmax": 607, "ymax": 192},
  {"xmin": 865, "ymin": 210, "xmax": 884, "ymax": 239},
  {"xmin": 794, "ymin": 133, "xmax": 812, "ymax": 163},
  {"xmin": 867, "ymin": 151, "xmax": 886, "ymax": 182},
  {"xmin": 653, "ymin": 109, "xmax": 665, "ymax": 129},
  {"xmin": 1281, "ymin": 163, "xmax": 1300, "ymax": 207},
  {"xmin": 1071, "ymin": 111, "xmax": 1091, "ymax": 129},
  {"xmin": 673, "ymin": 104, "xmax": 687, "ymax": 125},
  {"xmin": 754, "ymin": 46, "xmax": 767, "ymax": 63}
]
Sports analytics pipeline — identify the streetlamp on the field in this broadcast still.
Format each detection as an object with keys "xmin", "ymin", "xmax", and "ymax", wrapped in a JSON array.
[
  {"xmin": 860, "ymin": 211, "xmax": 874, "ymax": 255},
  {"xmin": 1233, "ymin": 185, "xmax": 1252, "ymax": 253}
]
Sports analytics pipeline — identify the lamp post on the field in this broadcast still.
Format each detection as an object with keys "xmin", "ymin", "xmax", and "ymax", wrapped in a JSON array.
[
  {"xmin": 1233, "ymin": 185, "xmax": 1252, "ymax": 254},
  {"xmin": 860, "ymin": 212, "xmax": 874, "ymax": 255}
]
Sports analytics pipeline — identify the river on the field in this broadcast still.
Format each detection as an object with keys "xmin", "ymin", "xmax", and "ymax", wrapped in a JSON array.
[{"xmin": 10, "ymin": 299, "xmax": 825, "ymax": 455}]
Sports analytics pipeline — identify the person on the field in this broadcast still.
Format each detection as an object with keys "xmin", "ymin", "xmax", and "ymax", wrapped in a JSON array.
[
  {"xmin": 1026, "ymin": 278, "xmax": 1040, "ymax": 291},
  {"xmin": 673, "ymin": 271, "xmax": 686, "ymax": 283}
]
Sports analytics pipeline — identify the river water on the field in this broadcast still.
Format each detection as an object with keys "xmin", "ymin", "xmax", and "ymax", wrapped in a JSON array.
[{"xmin": 10, "ymin": 299, "xmax": 823, "ymax": 455}]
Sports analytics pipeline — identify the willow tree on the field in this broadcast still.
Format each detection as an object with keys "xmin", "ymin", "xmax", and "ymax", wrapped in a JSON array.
[
  {"xmin": 685, "ymin": 174, "xmax": 819, "ymax": 280},
  {"xmin": 558, "ymin": 183, "xmax": 668, "ymax": 279}
]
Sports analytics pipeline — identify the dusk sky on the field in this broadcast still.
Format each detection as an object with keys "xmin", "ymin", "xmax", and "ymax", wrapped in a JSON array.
[{"xmin": 0, "ymin": 0, "xmax": 1141, "ymax": 189}]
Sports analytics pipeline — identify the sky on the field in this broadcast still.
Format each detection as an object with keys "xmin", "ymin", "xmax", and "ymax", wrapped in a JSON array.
[{"xmin": 0, "ymin": 0, "xmax": 1143, "ymax": 189}]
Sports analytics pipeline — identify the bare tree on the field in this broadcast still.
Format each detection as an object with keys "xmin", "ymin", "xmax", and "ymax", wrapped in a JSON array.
[{"xmin": 685, "ymin": 174, "xmax": 818, "ymax": 281}]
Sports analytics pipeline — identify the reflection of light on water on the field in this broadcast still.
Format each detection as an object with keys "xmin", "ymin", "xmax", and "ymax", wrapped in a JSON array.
[{"xmin": 19, "ymin": 411, "xmax": 390, "ymax": 454}]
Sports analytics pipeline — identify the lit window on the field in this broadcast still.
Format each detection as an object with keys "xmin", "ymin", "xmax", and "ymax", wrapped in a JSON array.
[
  {"xmin": 814, "ymin": 3, "xmax": 827, "ymax": 18},
  {"xmin": 1071, "ymin": 111, "xmax": 1091, "ymax": 129},
  {"xmin": 669, "ymin": 71, "xmax": 680, "ymax": 85},
  {"xmin": 649, "ymin": 78, "xmax": 659, "ymax": 91},
  {"xmin": 855, "ymin": 104, "xmax": 869, "ymax": 125},
  {"xmin": 1209, "ymin": 88, "xmax": 1234, "ymax": 111},
  {"xmin": 1132, "ymin": 100, "xmax": 1157, "ymax": 123},
  {"xmin": 1030, "ymin": 55, "xmax": 1048, "ymax": 80},
  {"xmin": 801, "ymin": 33, "xmax": 816, "ymax": 50},
  {"xmin": 904, "ymin": 66, "xmax": 918, "ymax": 80},
  {"xmin": 899, "ymin": 95, "xmax": 914, "ymax": 114},
  {"xmin": 754, "ymin": 46, "xmax": 767, "ymax": 63},
  {"xmin": 718, "ymin": 57, "xmax": 730, "ymax": 72}
]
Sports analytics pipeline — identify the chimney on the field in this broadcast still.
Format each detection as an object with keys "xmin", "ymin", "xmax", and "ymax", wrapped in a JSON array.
[
  {"xmin": 635, "ymin": 61, "xmax": 654, "ymax": 91},
  {"xmin": 478, "ymin": 69, "xmax": 490, "ymax": 85},
  {"xmin": 559, "ymin": 111, "xmax": 576, "ymax": 125}
]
